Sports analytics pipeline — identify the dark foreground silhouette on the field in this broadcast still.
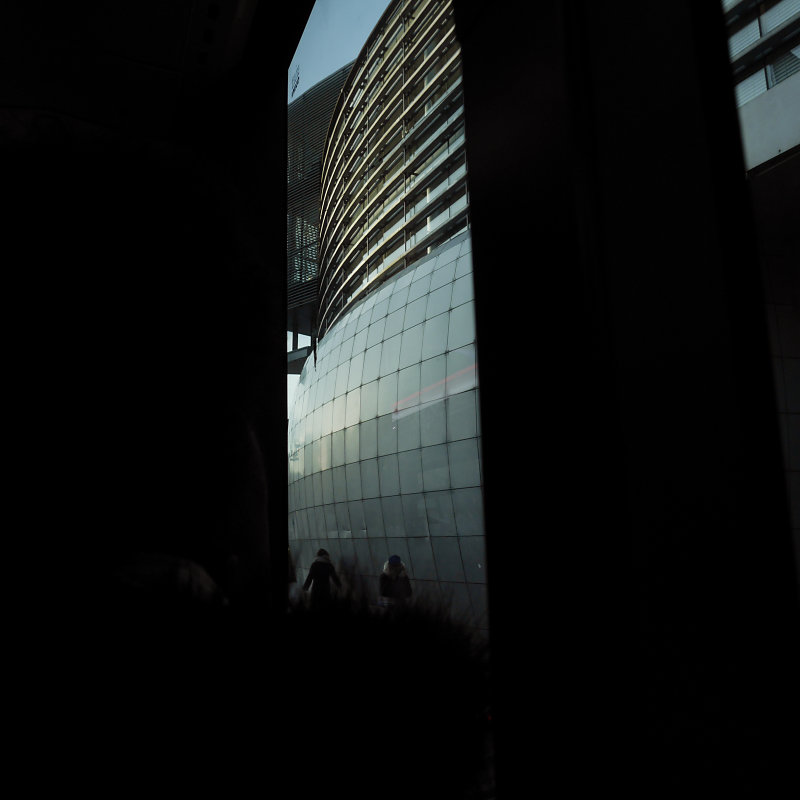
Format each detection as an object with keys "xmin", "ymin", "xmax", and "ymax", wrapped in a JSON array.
[
  {"xmin": 58, "ymin": 574, "xmax": 493, "ymax": 800},
  {"xmin": 6, "ymin": 124, "xmax": 492, "ymax": 799}
]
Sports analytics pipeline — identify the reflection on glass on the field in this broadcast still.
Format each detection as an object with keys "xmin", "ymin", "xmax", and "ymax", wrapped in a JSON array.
[{"xmin": 288, "ymin": 231, "xmax": 486, "ymax": 629}]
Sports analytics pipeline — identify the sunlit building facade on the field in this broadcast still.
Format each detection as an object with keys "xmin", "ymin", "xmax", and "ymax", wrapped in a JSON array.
[{"xmin": 288, "ymin": 0, "xmax": 487, "ymax": 627}]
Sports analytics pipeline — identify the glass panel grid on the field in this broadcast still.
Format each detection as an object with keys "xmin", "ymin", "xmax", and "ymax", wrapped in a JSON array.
[{"xmin": 289, "ymin": 230, "xmax": 485, "ymax": 627}]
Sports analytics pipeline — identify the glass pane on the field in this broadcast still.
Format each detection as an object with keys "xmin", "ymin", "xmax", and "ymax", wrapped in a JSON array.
[
  {"xmin": 421, "ymin": 354, "xmax": 447, "ymax": 403},
  {"xmin": 360, "ymin": 379, "xmax": 378, "ymax": 421},
  {"xmin": 421, "ymin": 312, "xmax": 449, "ymax": 360},
  {"xmin": 425, "ymin": 283, "xmax": 452, "ymax": 319},
  {"xmin": 312, "ymin": 506, "xmax": 325, "ymax": 538},
  {"xmin": 407, "ymin": 536, "xmax": 437, "ymax": 578},
  {"xmin": 420, "ymin": 398, "xmax": 447, "ymax": 446},
  {"xmin": 359, "ymin": 418, "xmax": 378, "ymax": 460},
  {"xmin": 352, "ymin": 541, "xmax": 371, "ymax": 576},
  {"xmin": 332, "ymin": 465, "xmax": 348, "ymax": 503},
  {"xmin": 361, "ymin": 457, "xmax": 380, "ymax": 498},
  {"xmin": 367, "ymin": 316, "xmax": 386, "ymax": 348},
  {"xmin": 356, "ymin": 307, "xmax": 371, "ymax": 333},
  {"xmin": 363, "ymin": 498, "xmax": 385, "ymax": 537},
  {"xmin": 362, "ymin": 342, "xmax": 383, "ymax": 383},
  {"xmin": 430, "ymin": 259, "xmax": 457, "ymax": 292},
  {"xmin": 332, "ymin": 394, "xmax": 347, "ymax": 432},
  {"xmin": 398, "ymin": 450, "xmax": 424, "ymax": 494},
  {"xmin": 322, "ymin": 369, "xmax": 336, "ymax": 406},
  {"xmin": 433, "ymin": 239, "xmax": 461, "ymax": 269},
  {"xmin": 345, "ymin": 463, "xmax": 362, "ymax": 500},
  {"xmin": 344, "ymin": 424, "xmax": 360, "ymax": 463},
  {"xmin": 377, "ymin": 373, "xmax": 398, "ymax": 416},
  {"xmin": 408, "ymin": 273, "xmax": 432, "ymax": 304},
  {"xmin": 451, "ymin": 487, "xmax": 484, "ymax": 535},
  {"xmin": 320, "ymin": 401, "xmax": 334, "ymax": 437},
  {"xmin": 388, "ymin": 286, "xmax": 409, "ymax": 314},
  {"xmin": 321, "ymin": 469, "xmax": 334, "ymax": 505},
  {"xmin": 447, "ymin": 300, "xmax": 476, "ymax": 351},
  {"xmin": 334, "ymin": 361, "xmax": 350, "ymax": 397},
  {"xmin": 393, "ymin": 268, "xmax": 415, "ymax": 291},
  {"xmin": 422, "ymin": 444, "xmax": 450, "ymax": 491},
  {"xmin": 347, "ymin": 350, "xmax": 365, "ymax": 391},
  {"xmin": 449, "ymin": 439, "xmax": 481, "ymax": 488},
  {"xmin": 352, "ymin": 326, "xmax": 369, "ymax": 355},
  {"xmin": 451, "ymin": 273, "xmax": 474, "ymax": 308},
  {"xmin": 378, "ymin": 453, "xmax": 401, "ymax": 496},
  {"xmin": 318, "ymin": 434, "xmax": 332, "ymax": 472},
  {"xmin": 374, "ymin": 411, "xmax": 395, "ymax": 456},
  {"xmin": 402, "ymin": 493, "xmax": 430, "ymax": 537},
  {"xmin": 430, "ymin": 537, "xmax": 465, "ymax": 581},
  {"xmin": 413, "ymin": 253, "xmax": 436, "ymax": 280},
  {"xmin": 446, "ymin": 344, "xmax": 478, "ymax": 395},
  {"xmin": 367, "ymin": 539, "xmax": 389, "ymax": 574},
  {"xmin": 397, "ymin": 363, "xmax": 421, "ymax": 412},
  {"xmin": 335, "ymin": 502, "xmax": 351, "ymax": 535},
  {"xmin": 384, "ymin": 307, "xmax": 405, "ymax": 338},
  {"xmin": 455, "ymin": 251, "xmax": 473, "ymax": 279},
  {"xmin": 404, "ymin": 295, "xmax": 428, "ymax": 328},
  {"xmin": 348, "ymin": 500, "xmax": 366, "ymax": 535},
  {"xmin": 425, "ymin": 490, "xmax": 456, "ymax": 536},
  {"xmin": 324, "ymin": 503, "xmax": 337, "ymax": 536},
  {"xmin": 345, "ymin": 390, "xmax": 361, "ymax": 427},
  {"xmin": 398, "ymin": 322, "xmax": 424, "ymax": 369},
  {"xmin": 446, "ymin": 390, "xmax": 477, "ymax": 441},
  {"xmin": 371, "ymin": 297, "xmax": 390, "ymax": 324},
  {"xmin": 396, "ymin": 407, "xmax": 421, "ymax": 452},
  {"xmin": 331, "ymin": 428, "xmax": 345, "ymax": 467},
  {"xmin": 382, "ymin": 495, "xmax": 405, "ymax": 537},
  {"xmin": 339, "ymin": 334, "xmax": 355, "ymax": 363},
  {"xmin": 379, "ymin": 333, "xmax": 402, "ymax": 376}
]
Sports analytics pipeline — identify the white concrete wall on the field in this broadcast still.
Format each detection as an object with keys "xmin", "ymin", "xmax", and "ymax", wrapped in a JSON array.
[{"xmin": 738, "ymin": 70, "xmax": 800, "ymax": 170}]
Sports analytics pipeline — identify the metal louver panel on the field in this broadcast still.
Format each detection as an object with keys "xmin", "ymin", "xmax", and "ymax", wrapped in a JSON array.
[{"xmin": 288, "ymin": 61, "xmax": 355, "ymax": 311}]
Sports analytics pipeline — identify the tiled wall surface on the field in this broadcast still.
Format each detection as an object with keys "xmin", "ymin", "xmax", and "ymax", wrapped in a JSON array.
[{"xmin": 288, "ymin": 231, "xmax": 488, "ymax": 628}]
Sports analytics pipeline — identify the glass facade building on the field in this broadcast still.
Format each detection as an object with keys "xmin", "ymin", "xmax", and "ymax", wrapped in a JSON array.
[
  {"xmin": 316, "ymin": 0, "xmax": 468, "ymax": 338},
  {"xmin": 723, "ymin": 0, "xmax": 800, "ymax": 106},
  {"xmin": 287, "ymin": 61, "xmax": 354, "ymax": 339},
  {"xmin": 288, "ymin": 0, "xmax": 486, "ymax": 628}
]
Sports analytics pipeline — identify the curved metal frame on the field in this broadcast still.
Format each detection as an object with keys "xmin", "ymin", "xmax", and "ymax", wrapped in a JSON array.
[{"xmin": 317, "ymin": 0, "xmax": 469, "ymax": 338}]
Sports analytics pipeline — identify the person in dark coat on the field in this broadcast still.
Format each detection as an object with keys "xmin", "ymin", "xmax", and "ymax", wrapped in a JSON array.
[
  {"xmin": 302, "ymin": 548, "xmax": 341, "ymax": 608},
  {"xmin": 379, "ymin": 555, "xmax": 412, "ymax": 608}
]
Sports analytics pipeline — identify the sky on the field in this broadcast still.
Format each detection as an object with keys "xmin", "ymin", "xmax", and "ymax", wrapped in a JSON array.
[
  {"xmin": 287, "ymin": 0, "xmax": 391, "ymax": 408},
  {"xmin": 288, "ymin": 0, "xmax": 391, "ymax": 103}
]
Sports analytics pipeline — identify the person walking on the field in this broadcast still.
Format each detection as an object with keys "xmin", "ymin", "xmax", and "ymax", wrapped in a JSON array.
[
  {"xmin": 378, "ymin": 555, "xmax": 412, "ymax": 609},
  {"xmin": 302, "ymin": 548, "xmax": 341, "ymax": 609}
]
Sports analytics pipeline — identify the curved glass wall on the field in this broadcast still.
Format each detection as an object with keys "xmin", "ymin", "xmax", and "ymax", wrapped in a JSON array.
[
  {"xmin": 288, "ymin": 231, "xmax": 486, "ymax": 629},
  {"xmin": 317, "ymin": 0, "xmax": 468, "ymax": 338}
]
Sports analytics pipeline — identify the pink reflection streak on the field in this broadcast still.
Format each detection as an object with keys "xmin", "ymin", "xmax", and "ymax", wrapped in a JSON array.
[{"xmin": 392, "ymin": 363, "xmax": 476, "ymax": 416}]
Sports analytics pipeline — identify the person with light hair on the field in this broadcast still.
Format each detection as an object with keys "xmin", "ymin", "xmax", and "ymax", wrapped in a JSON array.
[{"xmin": 378, "ymin": 555, "xmax": 412, "ymax": 608}]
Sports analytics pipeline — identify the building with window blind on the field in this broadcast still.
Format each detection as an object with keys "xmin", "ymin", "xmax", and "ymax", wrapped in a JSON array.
[
  {"xmin": 723, "ymin": 0, "xmax": 800, "ymax": 575},
  {"xmin": 724, "ymin": 0, "xmax": 800, "ymax": 166},
  {"xmin": 287, "ymin": 0, "xmax": 486, "ymax": 626},
  {"xmin": 287, "ymin": 61, "xmax": 354, "ymax": 369}
]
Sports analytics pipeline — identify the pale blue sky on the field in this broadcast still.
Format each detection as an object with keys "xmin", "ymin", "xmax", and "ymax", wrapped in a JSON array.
[
  {"xmin": 288, "ymin": 0, "xmax": 391, "ymax": 103},
  {"xmin": 288, "ymin": 1, "xmax": 390, "ymax": 408}
]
